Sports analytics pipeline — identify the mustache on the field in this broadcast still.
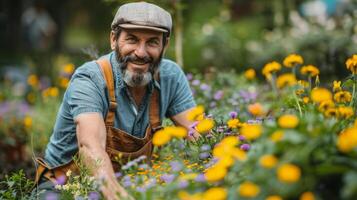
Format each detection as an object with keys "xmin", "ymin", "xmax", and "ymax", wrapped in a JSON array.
[{"xmin": 120, "ymin": 54, "xmax": 153, "ymax": 65}]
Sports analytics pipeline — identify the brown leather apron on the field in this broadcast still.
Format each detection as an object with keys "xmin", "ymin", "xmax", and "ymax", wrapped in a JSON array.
[{"xmin": 34, "ymin": 58, "xmax": 161, "ymax": 185}]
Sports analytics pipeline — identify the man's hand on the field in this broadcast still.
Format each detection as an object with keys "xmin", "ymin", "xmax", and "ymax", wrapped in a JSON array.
[{"xmin": 75, "ymin": 113, "xmax": 133, "ymax": 200}]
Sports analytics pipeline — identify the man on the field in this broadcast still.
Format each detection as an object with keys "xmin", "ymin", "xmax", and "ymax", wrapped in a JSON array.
[{"xmin": 34, "ymin": 2, "xmax": 198, "ymax": 199}]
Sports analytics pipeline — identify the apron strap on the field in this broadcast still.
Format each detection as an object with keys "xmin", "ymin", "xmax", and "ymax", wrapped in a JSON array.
[
  {"xmin": 96, "ymin": 59, "xmax": 116, "ymax": 127},
  {"xmin": 149, "ymin": 72, "xmax": 162, "ymax": 133}
]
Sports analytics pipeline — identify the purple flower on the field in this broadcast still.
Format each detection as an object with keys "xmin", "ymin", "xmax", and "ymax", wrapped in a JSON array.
[
  {"xmin": 88, "ymin": 192, "xmax": 100, "ymax": 200},
  {"xmin": 190, "ymin": 121, "xmax": 199, "ymax": 129},
  {"xmin": 239, "ymin": 90, "xmax": 257, "ymax": 102},
  {"xmin": 186, "ymin": 73, "xmax": 193, "ymax": 81},
  {"xmin": 55, "ymin": 175, "xmax": 66, "ymax": 185},
  {"xmin": 199, "ymin": 152, "xmax": 210, "ymax": 159},
  {"xmin": 195, "ymin": 174, "xmax": 206, "ymax": 182},
  {"xmin": 240, "ymin": 144, "xmax": 251, "ymax": 151},
  {"xmin": 209, "ymin": 101, "xmax": 216, "ymax": 108},
  {"xmin": 178, "ymin": 180, "xmax": 189, "ymax": 189},
  {"xmin": 229, "ymin": 111, "xmax": 238, "ymax": 119},
  {"xmin": 239, "ymin": 135, "xmax": 246, "ymax": 141},
  {"xmin": 200, "ymin": 145, "xmax": 211, "ymax": 152},
  {"xmin": 192, "ymin": 79, "xmax": 200, "ymax": 86},
  {"xmin": 170, "ymin": 161, "xmax": 183, "ymax": 172},
  {"xmin": 136, "ymin": 186, "xmax": 146, "ymax": 193},
  {"xmin": 115, "ymin": 172, "xmax": 122, "ymax": 178},
  {"xmin": 160, "ymin": 174, "xmax": 175, "ymax": 183},
  {"xmin": 200, "ymin": 83, "xmax": 211, "ymax": 91},
  {"xmin": 213, "ymin": 90, "xmax": 224, "ymax": 100},
  {"xmin": 45, "ymin": 192, "xmax": 59, "ymax": 200},
  {"xmin": 122, "ymin": 180, "xmax": 132, "ymax": 187}
]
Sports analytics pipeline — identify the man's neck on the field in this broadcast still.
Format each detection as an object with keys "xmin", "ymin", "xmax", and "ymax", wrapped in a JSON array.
[{"xmin": 128, "ymin": 85, "xmax": 147, "ymax": 107}]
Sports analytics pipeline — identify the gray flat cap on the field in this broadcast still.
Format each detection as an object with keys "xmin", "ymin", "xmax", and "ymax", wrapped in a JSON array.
[{"xmin": 111, "ymin": 2, "xmax": 172, "ymax": 35}]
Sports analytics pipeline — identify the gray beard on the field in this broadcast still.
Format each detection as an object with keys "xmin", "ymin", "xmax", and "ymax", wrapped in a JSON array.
[
  {"xmin": 122, "ymin": 69, "xmax": 153, "ymax": 87},
  {"xmin": 115, "ymin": 43, "xmax": 163, "ymax": 87}
]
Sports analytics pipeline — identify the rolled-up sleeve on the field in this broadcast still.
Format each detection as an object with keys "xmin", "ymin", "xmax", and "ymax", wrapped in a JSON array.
[
  {"xmin": 166, "ymin": 67, "xmax": 196, "ymax": 117},
  {"xmin": 66, "ymin": 65, "xmax": 107, "ymax": 119}
]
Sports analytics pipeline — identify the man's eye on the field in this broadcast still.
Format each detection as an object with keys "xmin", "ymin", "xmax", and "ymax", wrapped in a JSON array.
[
  {"xmin": 148, "ymin": 40, "xmax": 159, "ymax": 46},
  {"xmin": 126, "ymin": 38, "xmax": 137, "ymax": 43}
]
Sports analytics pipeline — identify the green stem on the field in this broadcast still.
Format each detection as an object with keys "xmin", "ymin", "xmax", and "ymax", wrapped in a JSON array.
[
  {"xmin": 308, "ymin": 75, "xmax": 312, "ymax": 92},
  {"xmin": 294, "ymin": 92, "xmax": 303, "ymax": 117}
]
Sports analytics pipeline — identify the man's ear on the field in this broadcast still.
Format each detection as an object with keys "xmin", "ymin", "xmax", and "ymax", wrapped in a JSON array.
[{"xmin": 110, "ymin": 31, "xmax": 116, "ymax": 50}]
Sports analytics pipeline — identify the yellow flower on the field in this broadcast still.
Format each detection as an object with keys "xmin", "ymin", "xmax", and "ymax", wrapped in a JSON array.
[
  {"xmin": 300, "ymin": 65, "xmax": 319, "ymax": 77},
  {"xmin": 215, "ymin": 155, "xmax": 235, "ymax": 168},
  {"xmin": 295, "ymin": 89, "xmax": 305, "ymax": 96},
  {"xmin": 277, "ymin": 164, "xmax": 301, "ymax": 183},
  {"xmin": 248, "ymin": 103, "xmax": 265, "ymax": 117},
  {"xmin": 270, "ymin": 130, "xmax": 284, "ymax": 142},
  {"xmin": 165, "ymin": 126, "xmax": 187, "ymax": 138},
  {"xmin": 332, "ymin": 81, "xmax": 342, "ymax": 92},
  {"xmin": 337, "ymin": 106, "xmax": 354, "ymax": 119},
  {"xmin": 230, "ymin": 148, "xmax": 247, "ymax": 161},
  {"xmin": 203, "ymin": 187, "xmax": 227, "ymax": 200},
  {"xmin": 244, "ymin": 68, "xmax": 256, "ymax": 80},
  {"xmin": 227, "ymin": 118, "xmax": 240, "ymax": 129},
  {"xmin": 66, "ymin": 169, "xmax": 72, "ymax": 177},
  {"xmin": 310, "ymin": 88, "xmax": 332, "ymax": 103},
  {"xmin": 240, "ymin": 124, "xmax": 262, "ymax": 140},
  {"xmin": 152, "ymin": 129, "xmax": 171, "ymax": 146},
  {"xmin": 178, "ymin": 191, "xmax": 203, "ymax": 200},
  {"xmin": 63, "ymin": 63, "xmax": 75, "ymax": 74},
  {"xmin": 259, "ymin": 155, "xmax": 278, "ymax": 169},
  {"xmin": 27, "ymin": 74, "xmax": 39, "ymax": 88},
  {"xmin": 266, "ymin": 195, "xmax": 283, "ymax": 200},
  {"xmin": 278, "ymin": 114, "xmax": 299, "ymax": 129},
  {"xmin": 300, "ymin": 192, "xmax": 315, "ymax": 200},
  {"xmin": 186, "ymin": 106, "xmax": 205, "ymax": 121},
  {"xmin": 324, "ymin": 108, "xmax": 338, "ymax": 118},
  {"xmin": 302, "ymin": 97, "xmax": 309, "ymax": 104},
  {"xmin": 337, "ymin": 127, "xmax": 357, "ymax": 153},
  {"xmin": 49, "ymin": 87, "xmax": 59, "ymax": 97},
  {"xmin": 345, "ymin": 54, "xmax": 357, "ymax": 74},
  {"xmin": 283, "ymin": 54, "xmax": 304, "ymax": 68},
  {"xmin": 262, "ymin": 61, "xmax": 281, "ymax": 77},
  {"xmin": 334, "ymin": 91, "xmax": 352, "ymax": 103},
  {"xmin": 237, "ymin": 181, "xmax": 260, "ymax": 198},
  {"xmin": 59, "ymin": 77, "xmax": 70, "ymax": 88},
  {"xmin": 196, "ymin": 119, "xmax": 214, "ymax": 134},
  {"xmin": 204, "ymin": 166, "xmax": 227, "ymax": 182},
  {"xmin": 318, "ymin": 100, "xmax": 335, "ymax": 112},
  {"xmin": 24, "ymin": 116, "xmax": 32, "ymax": 128},
  {"xmin": 276, "ymin": 73, "xmax": 297, "ymax": 89},
  {"xmin": 220, "ymin": 136, "xmax": 239, "ymax": 147}
]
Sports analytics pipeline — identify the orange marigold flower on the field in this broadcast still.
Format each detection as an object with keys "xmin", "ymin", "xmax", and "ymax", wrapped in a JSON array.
[
  {"xmin": 270, "ymin": 130, "xmax": 284, "ymax": 142},
  {"xmin": 227, "ymin": 118, "xmax": 240, "ymax": 129},
  {"xmin": 266, "ymin": 195, "xmax": 283, "ymax": 200},
  {"xmin": 153, "ymin": 129, "xmax": 171, "ymax": 146},
  {"xmin": 300, "ymin": 192, "xmax": 316, "ymax": 200},
  {"xmin": 283, "ymin": 54, "xmax": 304, "ymax": 68},
  {"xmin": 345, "ymin": 54, "xmax": 357, "ymax": 74},
  {"xmin": 203, "ymin": 187, "xmax": 227, "ymax": 200},
  {"xmin": 186, "ymin": 105, "xmax": 205, "ymax": 121},
  {"xmin": 240, "ymin": 124, "xmax": 262, "ymax": 140},
  {"xmin": 259, "ymin": 155, "xmax": 278, "ymax": 169},
  {"xmin": 337, "ymin": 106, "xmax": 354, "ymax": 119},
  {"xmin": 300, "ymin": 65, "xmax": 319, "ymax": 77},
  {"xmin": 337, "ymin": 127, "xmax": 357, "ymax": 152},
  {"xmin": 248, "ymin": 103, "xmax": 265, "ymax": 117},
  {"xmin": 276, "ymin": 73, "xmax": 297, "ymax": 89},
  {"xmin": 334, "ymin": 91, "xmax": 352, "ymax": 103},
  {"xmin": 277, "ymin": 163, "xmax": 301, "ymax": 183},
  {"xmin": 237, "ymin": 181, "xmax": 260, "ymax": 198},
  {"xmin": 204, "ymin": 166, "xmax": 227, "ymax": 182},
  {"xmin": 196, "ymin": 119, "xmax": 214, "ymax": 134},
  {"xmin": 262, "ymin": 61, "xmax": 281, "ymax": 77},
  {"xmin": 244, "ymin": 68, "xmax": 256, "ymax": 80},
  {"xmin": 278, "ymin": 114, "xmax": 299, "ymax": 129},
  {"xmin": 310, "ymin": 88, "xmax": 332, "ymax": 103},
  {"xmin": 318, "ymin": 99, "xmax": 335, "ymax": 112},
  {"xmin": 324, "ymin": 108, "xmax": 338, "ymax": 118}
]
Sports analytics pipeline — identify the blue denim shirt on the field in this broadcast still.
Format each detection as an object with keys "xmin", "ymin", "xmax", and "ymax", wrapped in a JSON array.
[{"xmin": 44, "ymin": 51, "xmax": 195, "ymax": 167}]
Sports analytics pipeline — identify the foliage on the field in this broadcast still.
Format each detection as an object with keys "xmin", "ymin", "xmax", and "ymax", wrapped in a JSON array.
[{"xmin": 0, "ymin": 170, "xmax": 34, "ymax": 200}]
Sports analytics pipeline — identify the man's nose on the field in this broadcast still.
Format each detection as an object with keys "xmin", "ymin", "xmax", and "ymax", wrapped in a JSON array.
[{"xmin": 134, "ymin": 43, "xmax": 148, "ymax": 58}]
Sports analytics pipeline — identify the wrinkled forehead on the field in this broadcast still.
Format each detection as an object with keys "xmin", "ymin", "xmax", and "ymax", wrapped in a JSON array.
[{"xmin": 120, "ymin": 28, "xmax": 164, "ymax": 40}]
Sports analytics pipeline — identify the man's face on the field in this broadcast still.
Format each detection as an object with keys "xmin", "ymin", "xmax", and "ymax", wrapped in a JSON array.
[{"xmin": 112, "ymin": 28, "xmax": 165, "ymax": 87}]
